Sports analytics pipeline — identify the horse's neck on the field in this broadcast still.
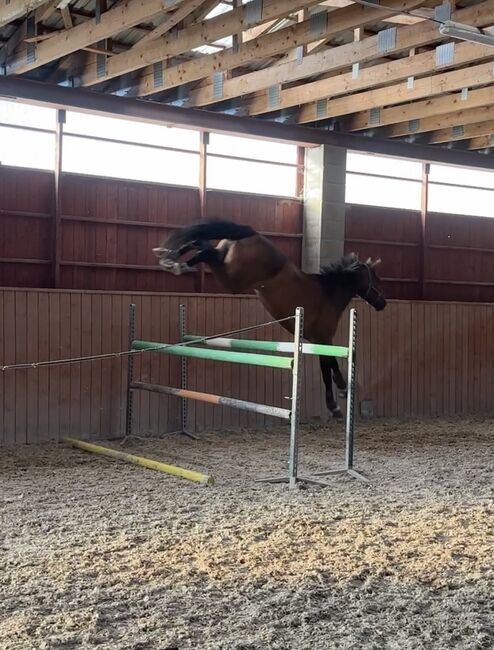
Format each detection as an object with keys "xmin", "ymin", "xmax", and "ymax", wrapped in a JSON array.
[{"xmin": 334, "ymin": 290, "xmax": 355, "ymax": 313}]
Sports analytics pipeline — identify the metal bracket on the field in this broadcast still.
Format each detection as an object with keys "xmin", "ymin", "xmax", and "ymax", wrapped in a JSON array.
[
  {"xmin": 452, "ymin": 125, "xmax": 464, "ymax": 139},
  {"xmin": 267, "ymin": 84, "xmax": 280, "ymax": 109},
  {"xmin": 213, "ymin": 71, "xmax": 224, "ymax": 100},
  {"xmin": 409, "ymin": 118, "xmax": 420, "ymax": 133},
  {"xmin": 461, "ymin": 87, "xmax": 469, "ymax": 101},
  {"xmin": 316, "ymin": 98, "xmax": 327, "ymax": 119},
  {"xmin": 296, "ymin": 45, "xmax": 304, "ymax": 65},
  {"xmin": 352, "ymin": 63, "xmax": 360, "ymax": 79},
  {"xmin": 153, "ymin": 61, "xmax": 163, "ymax": 89},
  {"xmin": 309, "ymin": 11, "xmax": 327, "ymax": 37},
  {"xmin": 369, "ymin": 106, "xmax": 381, "ymax": 126},
  {"xmin": 377, "ymin": 27, "xmax": 396, "ymax": 54},
  {"xmin": 435, "ymin": 1, "xmax": 451, "ymax": 23},
  {"xmin": 435, "ymin": 42, "xmax": 455, "ymax": 66},
  {"xmin": 26, "ymin": 15, "xmax": 36, "ymax": 64},
  {"xmin": 245, "ymin": 0, "xmax": 263, "ymax": 26},
  {"xmin": 407, "ymin": 76, "xmax": 415, "ymax": 90},
  {"xmin": 96, "ymin": 43, "xmax": 106, "ymax": 79}
]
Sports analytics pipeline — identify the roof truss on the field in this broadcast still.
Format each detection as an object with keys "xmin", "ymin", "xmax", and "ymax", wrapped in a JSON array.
[{"xmin": 0, "ymin": 0, "xmax": 493, "ymax": 159}]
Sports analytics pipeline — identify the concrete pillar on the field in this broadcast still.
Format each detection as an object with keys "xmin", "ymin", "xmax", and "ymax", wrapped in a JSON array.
[{"xmin": 302, "ymin": 144, "xmax": 347, "ymax": 273}]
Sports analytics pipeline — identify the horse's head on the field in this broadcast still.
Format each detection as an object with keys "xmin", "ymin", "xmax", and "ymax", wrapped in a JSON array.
[{"xmin": 354, "ymin": 256, "xmax": 387, "ymax": 311}]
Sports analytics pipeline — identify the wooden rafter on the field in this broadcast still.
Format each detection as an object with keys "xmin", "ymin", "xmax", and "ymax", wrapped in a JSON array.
[
  {"xmin": 61, "ymin": 7, "xmax": 73, "ymax": 30},
  {"xmin": 184, "ymin": 0, "xmax": 221, "ymax": 25},
  {"xmin": 243, "ymin": 19, "xmax": 281, "ymax": 41},
  {"xmin": 430, "ymin": 118, "xmax": 494, "ymax": 144},
  {"xmin": 349, "ymin": 84, "xmax": 494, "ymax": 131},
  {"xmin": 132, "ymin": 0, "xmax": 213, "ymax": 50},
  {"xmin": 250, "ymin": 43, "xmax": 494, "ymax": 118},
  {"xmin": 77, "ymin": 0, "xmax": 328, "ymax": 87},
  {"xmin": 5, "ymin": 0, "xmax": 172, "ymax": 74},
  {"xmin": 0, "ymin": 0, "xmax": 51, "ymax": 28},
  {"xmin": 35, "ymin": 0, "xmax": 60, "ymax": 24},
  {"xmin": 185, "ymin": 0, "xmax": 494, "ymax": 108},
  {"xmin": 468, "ymin": 134, "xmax": 494, "ymax": 150},
  {"xmin": 297, "ymin": 59, "xmax": 494, "ymax": 123},
  {"xmin": 1, "ymin": 0, "xmax": 60, "ymax": 65},
  {"xmin": 386, "ymin": 104, "xmax": 494, "ymax": 137},
  {"xmin": 130, "ymin": 0, "xmax": 430, "ymax": 96},
  {"xmin": 321, "ymin": 0, "xmax": 430, "ymax": 23}
]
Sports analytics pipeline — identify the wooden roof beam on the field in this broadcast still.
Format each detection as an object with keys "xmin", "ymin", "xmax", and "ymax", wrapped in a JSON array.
[
  {"xmin": 243, "ymin": 18, "xmax": 281, "ymax": 41},
  {"xmin": 5, "ymin": 0, "xmax": 173, "ymax": 75},
  {"xmin": 0, "ymin": 0, "xmax": 51, "ymax": 28},
  {"xmin": 131, "ymin": 0, "xmax": 213, "ymax": 50},
  {"xmin": 248, "ymin": 41, "xmax": 494, "ymax": 117},
  {"xmin": 387, "ymin": 104, "xmax": 494, "ymax": 137},
  {"xmin": 297, "ymin": 59, "xmax": 494, "ymax": 123},
  {"xmin": 429, "ymin": 118, "xmax": 494, "ymax": 144},
  {"xmin": 35, "ymin": 1, "xmax": 60, "ymax": 24},
  {"xmin": 77, "ymin": 0, "xmax": 423, "ymax": 95},
  {"xmin": 77, "ymin": 0, "xmax": 326, "ymax": 87},
  {"xmin": 468, "ymin": 134, "xmax": 494, "ymax": 150},
  {"xmin": 186, "ymin": 0, "xmax": 494, "ymax": 107},
  {"xmin": 348, "ymin": 84, "xmax": 494, "ymax": 130},
  {"xmin": 131, "ymin": 0, "xmax": 430, "ymax": 97}
]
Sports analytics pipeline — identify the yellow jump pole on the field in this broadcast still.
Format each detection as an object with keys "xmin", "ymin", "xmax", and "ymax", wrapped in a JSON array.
[{"xmin": 63, "ymin": 437, "xmax": 215, "ymax": 486}]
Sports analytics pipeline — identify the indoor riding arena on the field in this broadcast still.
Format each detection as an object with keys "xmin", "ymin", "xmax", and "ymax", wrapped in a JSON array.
[{"xmin": 1, "ymin": 1, "xmax": 493, "ymax": 648}]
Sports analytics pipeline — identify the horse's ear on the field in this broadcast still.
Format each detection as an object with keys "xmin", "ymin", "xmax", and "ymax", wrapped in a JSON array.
[
  {"xmin": 371, "ymin": 257, "xmax": 382, "ymax": 267},
  {"xmin": 365, "ymin": 257, "xmax": 371, "ymax": 264}
]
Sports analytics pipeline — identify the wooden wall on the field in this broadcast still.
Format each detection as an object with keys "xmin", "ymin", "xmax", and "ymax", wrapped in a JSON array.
[
  {"xmin": 1, "ymin": 289, "xmax": 494, "ymax": 445},
  {"xmin": 0, "ymin": 166, "xmax": 303, "ymax": 293},
  {"xmin": 3, "ymin": 165, "xmax": 494, "ymax": 304},
  {"xmin": 346, "ymin": 204, "xmax": 494, "ymax": 302}
]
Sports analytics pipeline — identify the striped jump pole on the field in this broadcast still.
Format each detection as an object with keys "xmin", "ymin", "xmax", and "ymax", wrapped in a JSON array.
[{"xmin": 131, "ymin": 382, "xmax": 291, "ymax": 421}]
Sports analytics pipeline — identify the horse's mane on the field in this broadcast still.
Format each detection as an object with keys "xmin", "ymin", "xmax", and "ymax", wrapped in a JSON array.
[{"xmin": 315, "ymin": 254, "xmax": 363, "ymax": 295}]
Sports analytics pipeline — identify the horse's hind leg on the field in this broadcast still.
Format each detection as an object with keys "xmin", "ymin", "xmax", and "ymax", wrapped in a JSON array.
[
  {"xmin": 154, "ymin": 240, "xmax": 222, "ymax": 275},
  {"xmin": 319, "ymin": 356, "xmax": 343, "ymax": 419}
]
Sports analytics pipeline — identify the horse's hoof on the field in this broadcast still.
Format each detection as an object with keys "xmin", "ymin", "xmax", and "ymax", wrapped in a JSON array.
[{"xmin": 331, "ymin": 407, "xmax": 343, "ymax": 419}]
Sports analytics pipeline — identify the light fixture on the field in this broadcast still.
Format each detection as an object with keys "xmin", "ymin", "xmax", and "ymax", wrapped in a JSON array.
[{"xmin": 439, "ymin": 21, "xmax": 494, "ymax": 47}]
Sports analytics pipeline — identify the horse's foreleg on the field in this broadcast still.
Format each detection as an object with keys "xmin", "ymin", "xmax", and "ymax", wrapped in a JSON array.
[
  {"xmin": 329, "ymin": 357, "xmax": 347, "ymax": 399},
  {"xmin": 319, "ymin": 356, "xmax": 343, "ymax": 419}
]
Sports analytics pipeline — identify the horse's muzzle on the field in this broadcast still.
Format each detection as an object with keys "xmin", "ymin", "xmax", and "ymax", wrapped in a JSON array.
[{"xmin": 373, "ymin": 295, "xmax": 387, "ymax": 311}]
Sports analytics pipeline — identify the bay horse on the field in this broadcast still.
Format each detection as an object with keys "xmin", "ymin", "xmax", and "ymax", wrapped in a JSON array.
[{"xmin": 153, "ymin": 220, "xmax": 386, "ymax": 418}]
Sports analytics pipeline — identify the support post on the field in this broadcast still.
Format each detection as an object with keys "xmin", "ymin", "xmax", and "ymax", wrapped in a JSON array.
[
  {"xmin": 302, "ymin": 144, "xmax": 347, "ymax": 273},
  {"xmin": 258, "ymin": 306, "xmax": 329, "ymax": 488},
  {"xmin": 53, "ymin": 108, "xmax": 65, "ymax": 287},
  {"xmin": 197, "ymin": 131, "xmax": 209, "ymax": 293},
  {"xmin": 179, "ymin": 303, "xmax": 188, "ymax": 433},
  {"xmin": 288, "ymin": 306, "xmax": 304, "ymax": 488},
  {"xmin": 419, "ymin": 162, "xmax": 430, "ymax": 299},
  {"xmin": 309, "ymin": 307, "xmax": 368, "ymax": 483},
  {"xmin": 177, "ymin": 304, "xmax": 197, "ymax": 439},
  {"xmin": 345, "ymin": 308, "xmax": 357, "ymax": 471},
  {"xmin": 125, "ymin": 303, "xmax": 136, "ymax": 439}
]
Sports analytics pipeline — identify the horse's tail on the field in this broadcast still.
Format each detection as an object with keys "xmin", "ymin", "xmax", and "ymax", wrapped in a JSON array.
[{"xmin": 165, "ymin": 219, "xmax": 256, "ymax": 249}]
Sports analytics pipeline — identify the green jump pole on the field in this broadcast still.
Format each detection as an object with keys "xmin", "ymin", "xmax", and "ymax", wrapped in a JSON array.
[
  {"xmin": 183, "ymin": 335, "xmax": 349, "ymax": 358},
  {"xmin": 131, "ymin": 340, "xmax": 293, "ymax": 369}
]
